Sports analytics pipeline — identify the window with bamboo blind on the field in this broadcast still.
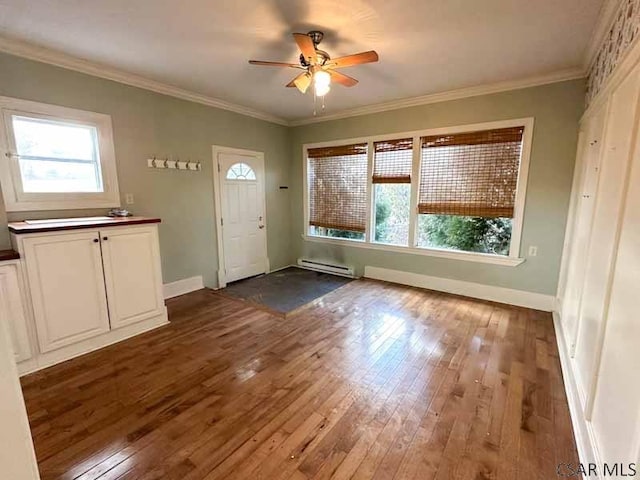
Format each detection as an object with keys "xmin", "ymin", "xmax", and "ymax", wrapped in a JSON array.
[
  {"xmin": 304, "ymin": 120, "xmax": 531, "ymax": 262},
  {"xmin": 418, "ymin": 126, "xmax": 524, "ymax": 218},
  {"xmin": 372, "ymin": 138, "xmax": 413, "ymax": 184},
  {"xmin": 372, "ymin": 138, "xmax": 413, "ymax": 245},
  {"xmin": 307, "ymin": 143, "xmax": 368, "ymax": 233}
]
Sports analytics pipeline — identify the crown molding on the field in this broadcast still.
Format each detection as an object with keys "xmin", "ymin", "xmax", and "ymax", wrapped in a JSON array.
[
  {"xmin": 0, "ymin": 35, "xmax": 289, "ymax": 126},
  {"xmin": 288, "ymin": 68, "xmax": 586, "ymax": 126},
  {"xmin": 582, "ymin": 0, "xmax": 623, "ymax": 72},
  {"xmin": 0, "ymin": 35, "xmax": 586, "ymax": 129}
]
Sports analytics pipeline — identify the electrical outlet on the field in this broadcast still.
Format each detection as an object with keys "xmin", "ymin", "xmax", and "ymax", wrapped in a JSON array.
[
  {"xmin": 125, "ymin": 193, "xmax": 134, "ymax": 205},
  {"xmin": 528, "ymin": 246, "xmax": 538, "ymax": 257}
]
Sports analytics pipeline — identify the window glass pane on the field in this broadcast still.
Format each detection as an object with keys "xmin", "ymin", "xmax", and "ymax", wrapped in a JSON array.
[
  {"xmin": 373, "ymin": 183, "xmax": 410, "ymax": 245},
  {"xmin": 308, "ymin": 226, "xmax": 365, "ymax": 241},
  {"xmin": 417, "ymin": 214, "xmax": 512, "ymax": 256},
  {"xmin": 226, "ymin": 162, "xmax": 256, "ymax": 180},
  {"xmin": 12, "ymin": 116, "xmax": 97, "ymax": 161},
  {"xmin": 19, "ymin": 158, "xmax": 102, "ymax": 193}
]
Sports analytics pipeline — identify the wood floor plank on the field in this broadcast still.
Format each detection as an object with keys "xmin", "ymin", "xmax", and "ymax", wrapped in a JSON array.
[{"xmin": 20, "ymin": 280, "xmax": 581, "ymax": 480}]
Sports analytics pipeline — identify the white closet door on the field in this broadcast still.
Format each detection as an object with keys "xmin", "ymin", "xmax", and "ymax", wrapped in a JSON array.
[
  {"xmin": 573, "ymin": 67, "xmax": 640, "ymax": 411},
  {"xmin": 23, "ymin": 231, "xmax": 110, "ymax": 353},
  {"xmin": 590, "ymin": 105, "xmax": 640, "ymax": 466},
  {"xmin": 560, "ymin": 102, "xmax": 606, "ymax": 355},
  {"xmin": 100, "ymin": 226, "xmax": 165, "ymax": 329}
]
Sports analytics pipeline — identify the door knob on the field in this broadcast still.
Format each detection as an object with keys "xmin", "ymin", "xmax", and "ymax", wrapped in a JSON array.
[{"xmin": 258, "ymin": 225, "xmax": 265, "ymax": 229}]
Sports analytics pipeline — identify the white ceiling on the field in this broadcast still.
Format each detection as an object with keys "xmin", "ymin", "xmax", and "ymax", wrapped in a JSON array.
[{"xmin": 0, "ymin": 0, "xmax": 604, "ymax": 122}]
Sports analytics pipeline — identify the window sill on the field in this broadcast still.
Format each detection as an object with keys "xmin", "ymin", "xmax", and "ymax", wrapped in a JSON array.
[
  {"xmin": 3, "ymin": 197, "xmax": 120, "ymax": 212},
  {"xmin": 301, "ymin": 234, "xmax": 526, "ymax": 267}
]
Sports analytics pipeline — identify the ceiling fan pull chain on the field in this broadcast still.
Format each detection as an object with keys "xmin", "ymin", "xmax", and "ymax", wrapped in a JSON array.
[{"xmin": 313, "ymin": 89, "xmax": 317, "ymax": 116}]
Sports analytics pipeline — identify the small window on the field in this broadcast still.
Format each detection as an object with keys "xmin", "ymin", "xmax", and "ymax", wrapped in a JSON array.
[
  {"xmin": 226, "ymin": 162, "xmax": 256, "ymax": 180},
  {"xmin": 12, "ymin": 116, "xmax": 103, "ymax": 193},
  {"xmin": 0, "ymin": 97, "xmax": 119, "ymax": 212}
]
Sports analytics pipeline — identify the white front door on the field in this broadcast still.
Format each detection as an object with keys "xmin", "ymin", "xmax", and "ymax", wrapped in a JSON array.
[{"xmin": 216, "ymin": 150, "xmax": 267, "ymax": 284}]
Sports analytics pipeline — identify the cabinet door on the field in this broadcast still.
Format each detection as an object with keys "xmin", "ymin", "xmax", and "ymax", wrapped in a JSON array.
[
  {"xmin": 23, "ymin": 232, "xmax": 110, "ymax": 353},
  {"xmin": 0, "ymin": 264, "xmax": 32, "ymax": 362},
  {"xmin": 100, "ymin": 226, "xmax": 164, "ymax": 329}
]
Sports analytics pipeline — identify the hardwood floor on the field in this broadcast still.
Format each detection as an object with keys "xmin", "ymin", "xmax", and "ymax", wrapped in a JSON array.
[{"xmin": 21, "ymin": 279, "xmax": 580, "ymax": 479}]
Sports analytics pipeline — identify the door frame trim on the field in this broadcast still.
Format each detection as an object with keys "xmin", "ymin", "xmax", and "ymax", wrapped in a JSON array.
[{"xmin": 212, "ymin": 145, "xmax": 268, "ymax": 288}]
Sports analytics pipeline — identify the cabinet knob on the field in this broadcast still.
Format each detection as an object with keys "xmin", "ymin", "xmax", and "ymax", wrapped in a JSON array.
[
  {"xmin": 103, "ymin": 236, "xmax": 108, "ymax": 241},
  {"xmin": 93, "ymin": 238, "xmax": 99, "ymax": 243}
]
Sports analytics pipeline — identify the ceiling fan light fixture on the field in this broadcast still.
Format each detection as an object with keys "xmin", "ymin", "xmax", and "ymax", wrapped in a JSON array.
[
  {"xmin": 314, "ymin": 70, "xmax": 331, "ymax": 97},
  {"xmin": 248, "ymin": 31, "xmax": 379, "ymax": 110}
]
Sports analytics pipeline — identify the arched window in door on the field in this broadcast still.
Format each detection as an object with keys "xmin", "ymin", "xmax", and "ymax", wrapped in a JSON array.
[{"xmin": 226, "ymin": 162, "xmax": 256, "ymax": 180}]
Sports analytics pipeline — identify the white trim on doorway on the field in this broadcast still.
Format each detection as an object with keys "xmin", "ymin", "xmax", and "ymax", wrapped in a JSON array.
[{"xmin": 211, "ymin": 145, "xmax": 268, "ymax": 289}]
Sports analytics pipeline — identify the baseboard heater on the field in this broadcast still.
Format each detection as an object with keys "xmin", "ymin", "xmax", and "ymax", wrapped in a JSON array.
[{"xmin": 297, "ymin": 258, "xmax": 355, "ymax": 278}]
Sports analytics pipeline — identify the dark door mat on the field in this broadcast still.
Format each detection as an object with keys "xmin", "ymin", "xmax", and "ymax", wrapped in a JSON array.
[{"xmin": 222, "ymin": 266, "xmax": 353, "ymax": 314}]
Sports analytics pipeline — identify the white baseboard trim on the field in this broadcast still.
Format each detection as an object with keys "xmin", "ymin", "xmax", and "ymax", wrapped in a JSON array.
[
  {"xmin": 268, "ymin": 264, "xmax": 296, "ymax": 274},
  {"xmin": 163, "ymin": 275, "xmax": 204, "ymax": 299},
  {"xmin": 363, "ymin": 266, "xmax": 555, "ymax": 311},
  {"xmin": 552, "ymin": 311, "xmax": 602, "ymax": 478}
]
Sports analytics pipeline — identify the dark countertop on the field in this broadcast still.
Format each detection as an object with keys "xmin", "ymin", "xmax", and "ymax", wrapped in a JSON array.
[
  {"xmin": 8, "ymin": 216, "xmax": 161, "ymax": 234},
  {"xmin": 0, "ymin": 249, "xmax": 20, "ymax": 261}
]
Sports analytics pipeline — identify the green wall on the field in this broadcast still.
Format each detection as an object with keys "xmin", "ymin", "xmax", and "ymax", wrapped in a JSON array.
[
  {"xmin": 0, "ymin": 52, "xmax": 292, "ymax": 287},
  {"xmin": 0, "ymin": 51, "xmax": 584, "ymax": 296},
  {"xmin": 290, "ymin": 79, "xmax": 585, "ymax": 295}
]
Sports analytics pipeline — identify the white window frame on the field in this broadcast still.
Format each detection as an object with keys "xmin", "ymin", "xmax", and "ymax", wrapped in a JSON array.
[
  {"xmin": 0, "ymin": 96, "xmax": 120, "ymax": 212},
  {"xmin": 302, "ymin": 117, "xmax": 534, "ymax": 267}
]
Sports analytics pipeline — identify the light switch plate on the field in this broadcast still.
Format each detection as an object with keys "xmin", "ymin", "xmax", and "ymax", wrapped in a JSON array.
[
  {"xmin": 125, "ymin": 193, "xmax": 134, "ymax": 205},
  {"xmin": 528, "ymin": 246, "xmax": 538, "ymax": 257}
]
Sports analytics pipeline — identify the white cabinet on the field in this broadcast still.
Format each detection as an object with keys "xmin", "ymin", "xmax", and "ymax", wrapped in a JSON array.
[
  {"xmin": 11, "ymin": 221, "xmax": 168, "ymax": 374},
  {"xmin": 23, "ymin": 231, "xmax": 111, "ymax": 353},
  {"xmin": 100, "ymin": 227, "xmax": 164, "ymax": 329},
  {"xmin": 0, "ymin": 262, "xmax": 32, "ymax": 363}
]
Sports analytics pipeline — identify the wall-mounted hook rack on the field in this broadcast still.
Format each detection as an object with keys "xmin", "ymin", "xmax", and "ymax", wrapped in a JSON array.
[{"xmin": 147, "ymin": 156, "xmax": 201, "ymax": 171}]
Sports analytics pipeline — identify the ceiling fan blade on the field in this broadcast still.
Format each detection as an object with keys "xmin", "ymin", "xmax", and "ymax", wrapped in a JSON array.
[
  {"xmin": 293, "ymin": 33, "xmax": 316, "ymax": 64},
  {"xmin": 287, "ymin": 72, "xmax": 311, "ymax": 93},
  {"xmin": 328, "ymin": 69, "xmax": 358, "ymax": 87},
  {"xmin": 249, "ymin": 60, "xmax": 299, "ymax": 67},
  {"xmin": 329, "ymin": 50, "xmax": 379, "ymax": 69}
]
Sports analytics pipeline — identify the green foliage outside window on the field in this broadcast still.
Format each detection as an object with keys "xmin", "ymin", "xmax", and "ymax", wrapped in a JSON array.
[{"xmin": 418, "ymin": 215, "xmax": 512, "ymax": 255}]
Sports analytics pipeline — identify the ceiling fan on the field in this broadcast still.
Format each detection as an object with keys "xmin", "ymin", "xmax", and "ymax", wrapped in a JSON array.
[{"xmin": 248, "ymin": 31, "xmax": 379, "ymax": 98}]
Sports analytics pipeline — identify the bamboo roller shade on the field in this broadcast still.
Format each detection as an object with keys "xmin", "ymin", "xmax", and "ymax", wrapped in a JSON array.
[
  {"xmin": 372, "ymin": 138, "xmax": 413, "ymax": 183},
  {"xmin": 307, "ymin": 143, "xmax": 368, "ymax": 232},
  {"xmin": 419, "ymin": 126, "xmax": 524, "ymax": 218}
]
